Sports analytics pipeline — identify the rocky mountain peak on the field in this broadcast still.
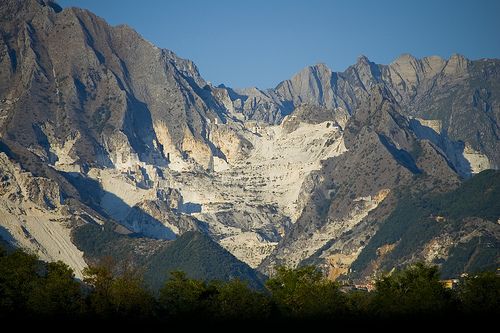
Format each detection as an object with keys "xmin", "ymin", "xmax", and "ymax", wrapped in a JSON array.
[
  {"xmin": 1, "ymin": 0, "xmax": 57, "ymax": 28},
  {"xmin": 420, "ymin": 55, "xmax": 447, "ymax": 77},
  {"xmin": 348, "ymin": 54, "xmax": 382, "ymax": 88},
  {"xmin": 388, "ymin": 53, "xmax": 421, "ymax": 84},
  {"xmin": 274, "ymin": 61, "xmax": 334, "ymax": 109},
  {"xmin": 310, "ymin": 62, "xmax": 332, "ymax": 73},
  {"xmin": 289, "ymin": 62, "xmax": 333, "ymax": 85},
  {"xmin": 392, "ymin": 53, "xmax": 418, "ymax": 64},
  {"xmin": 355, "ymin": 54, "xmax": 371, "ymax": 65},
  {"xmin": 443, "ymin": 53, "xmax": 470, "ymax": 75}
]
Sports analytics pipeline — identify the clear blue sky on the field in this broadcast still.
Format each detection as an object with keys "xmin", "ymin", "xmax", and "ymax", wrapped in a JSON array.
[{"xmin": 59, "ymin": 0, "xmax": 500, "ymax": 89}]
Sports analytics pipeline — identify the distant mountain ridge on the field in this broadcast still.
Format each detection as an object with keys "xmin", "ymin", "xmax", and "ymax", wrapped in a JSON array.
[{"xmin": 221, "ymin": 54, "xmax": 500, "ymax": 168}]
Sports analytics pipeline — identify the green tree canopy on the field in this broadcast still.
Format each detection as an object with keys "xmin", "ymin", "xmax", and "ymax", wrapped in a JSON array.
[
  {"xmin": 27, "ymin": 261, "xmax": 84, "ymax": 317},
  {"xmin": 83, "ymin": 258, "xmax": 155, "ymax": 319},
  {"xmin": 266, "ymin": 266, "xmax": 346, "ymax": 318},
  {"xmin": 0, "ymin": 249, "xmax": 41, "ymax": 315},
  {"xmin": 209, "ymin": 279, "xmax": 271, "ymax": 321},
  {"xmin": 159, "ymin": 271, "xmax": 210, "ymax": 319},
  {"xmin": 458, "ymin": 271, "xmax": 500, "ymax": 315},
  {"xmin": 372, "ymin": 262, "xmax": 455, "ymax": 317}
]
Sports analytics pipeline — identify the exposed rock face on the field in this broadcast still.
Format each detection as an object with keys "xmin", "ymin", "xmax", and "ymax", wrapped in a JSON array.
[
  {"xmin": 0, "ymin": 0, "xmax": 250, "ymax": 173},
  {"xmin": 0, "ymin": 0, "xmax": 498, "ymax": 283},
  {"xmin": 0, "ymin": 152, "xmax": 88, "ymax": 277},
  {"xmin": 165, "ymin": 116, "xmax": 346, "ymax": 267},
  {"xmin": 409, "ymin": 117, "xmax": 492, "ymax": 177},
  {"xmin": 220, "ymin": 54, "xmax": 500, "ymax": 170},
  {"xmin": 259, "ymin": 86, "xmax": 461, "ymax": 274},
  {"xmin": 208, "ymin": 124, "xmax": 253, "ymax": 163},
  {"xmin": 123, "ymin": 199, "xmax": 202, "ymax": 239}
]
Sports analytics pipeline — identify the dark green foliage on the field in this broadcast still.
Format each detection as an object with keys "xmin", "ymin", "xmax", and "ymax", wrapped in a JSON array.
[
  {"xmin": 266, "ymin": 266, "xmax": 346, "ymax": 318},
  {"xmin": 439, "ymin": 170, "xmax": 500, "ymax": 220},
  {"xmin": 83, "ymin": 259, "xmax": 156, "ymax": 319},
  {"xmin": 0, "ymin": 248, "xmax": 84, "ymax": 319},
  {"xmin": 1, "ymin": 246, "xmax": 499, "ymax": 323},
  {"xmin": 27, "ymin": 261, "xmax": 85, "ymax": 317},
  {"xmin": 0, "ymin": 249, "xmax": 42, "ymax": 315},
  {"xmin": 344, "ymin": 290, "xmax": 374, "ymax": 318},
  {"xmin": 458, "ymin": 271, "xmax": 500, "ymax": 315},
  {"xmin": 159, "ymin": 271, "xmax": 210, "ymax": 318},
  {"xmin": 158, "ymin": 271, "xmax": 270, "ymax": 321},
  {"xmin": 441, "ymin": 236, "xmax": 499, "ymax": 277},
  {"xmin": 209, "ymin": 279, "xmax": 271, "ymax": 321},
  {"xmin": 82, "ymin": 261, "xmax": 115, "ymax": 316},
  {"xmin": 371, "ymin": 262, "xmax": 455, "ymax": 317}
]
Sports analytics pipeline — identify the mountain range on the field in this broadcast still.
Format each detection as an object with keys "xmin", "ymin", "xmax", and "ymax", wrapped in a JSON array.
[{"xmin": 0, "ymin": 0, "xmax": 498, "ymax": 287}]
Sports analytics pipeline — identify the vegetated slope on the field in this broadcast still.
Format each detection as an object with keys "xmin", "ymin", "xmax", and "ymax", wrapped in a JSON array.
[
  {"xmin": 144, "ymin": 231, "xmax": 266, "ymax": 291},
  {"xmin": 72, "ymin": 223, "xmax": 264, "ymax": 291},
  {"xmin": 351, "ymin": 169, "xmax": 500, "ymax": 279}
]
